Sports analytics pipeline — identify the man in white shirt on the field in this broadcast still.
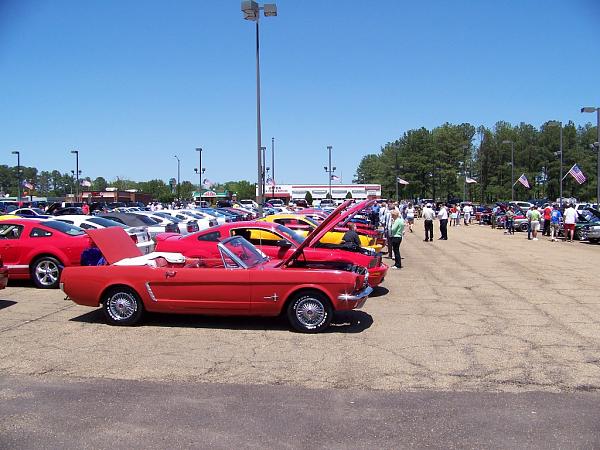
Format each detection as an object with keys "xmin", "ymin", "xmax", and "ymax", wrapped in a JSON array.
[
  {"xmin": 438, "ymin": 204, "xmax": 449, "ymax": 240},
  {"xmin": 422, "ymin": 203, "xmax": 436, "ymax": 242},
  {"xmin": 563, "ymin": 203, "xmax": 578, "ymax": 242}
]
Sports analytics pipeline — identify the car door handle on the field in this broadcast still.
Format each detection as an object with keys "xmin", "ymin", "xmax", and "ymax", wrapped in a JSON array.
[{"xmin": 165, "ymin": 270, "xmax": 177, "ymax": 278}]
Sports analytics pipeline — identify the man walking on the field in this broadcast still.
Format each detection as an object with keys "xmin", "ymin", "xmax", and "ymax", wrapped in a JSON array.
[
  {"xmin": 438, "ymin": 203, "xmax": 448, "ymax": 240},
  {"xmin": 529, "ymin": 205, "xmax": 541, "ymax": 240},
  {"xmin": 390, "ymin": 210, "xmax": 404, "ymax": 269},
  {"xmin": 422, "ymin": 203, "xmax": 435, "ymax": 242}
]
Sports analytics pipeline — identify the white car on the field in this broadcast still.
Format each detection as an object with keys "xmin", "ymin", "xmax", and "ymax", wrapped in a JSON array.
[
  {"xmin": 54, "ymin": 215, "xmax": 155, "ymax": 254},
  {"xmin": 160, "ymin": 209, "xmax": 215, "ymax": 230},
  {"xmin": 133, "ymin": 211, "xmax": 199, "ymax": 235},
  {"xmin": 239, "ymin": 199, "xmax": 258, "ymax": 209},
  {"xmin": 509, "ymin": 201, "xmax": 534, "ymax": 211}
]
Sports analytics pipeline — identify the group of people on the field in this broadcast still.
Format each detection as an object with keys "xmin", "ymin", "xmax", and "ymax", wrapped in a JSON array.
[{"xmin": 520, "ymin": 203, "xmax": 578, "ymax": 242}]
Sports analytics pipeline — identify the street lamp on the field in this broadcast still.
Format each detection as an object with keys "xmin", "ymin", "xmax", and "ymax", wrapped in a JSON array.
[
  {"xmin": 324, "ymin": 145, "xmax": 336, "ymax": 200},
  {"xmin": 11, "ymin": 151, "xmax": 20, "ymax": 201},
  {"xmin": 547, "ymin": 121, "xmax": 563, "ymax": 205},
  {"xmin": 241, "ymin": 1, "xmax": 278, "ymax": 217},
  {"xmin": 70, "ymin": 150, "xmax": 79, "ymax": 201},
  {"xmin": 502, "ymin": 140, "xmax": 515, "ymax": 201},
  {"xmin": 581, "ymin": 107, "xmax": 600, "ymax": 205},
  {"xmin": 174, "ymin": 155, "xmax": 181, "ymax": 200},
  {"xmin": 194, "ymin": 148, "xmax": 205, "ymax": 197},
  {"xmin": 271, "ymin": 137, "xmax": 275, "ymax": 200}
]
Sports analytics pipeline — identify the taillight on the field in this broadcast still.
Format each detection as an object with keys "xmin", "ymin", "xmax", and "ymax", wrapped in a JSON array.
[{"xmin": 130, "ymin": 234, "xmax": 138, "ymax": 244}]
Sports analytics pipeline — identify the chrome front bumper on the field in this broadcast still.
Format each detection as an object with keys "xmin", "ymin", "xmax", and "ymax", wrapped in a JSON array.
[{"xmin": 338, "ymin": 286, "xmax": 373, "ymax": 309}]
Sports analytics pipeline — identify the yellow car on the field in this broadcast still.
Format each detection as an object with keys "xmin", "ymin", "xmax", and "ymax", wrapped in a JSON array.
[
  {"xmin": 0, "ymin": 215, "xmax": 19, "ymax": 221},
  {"xmin": 259, "ymin": 214, "xmax": 382, "ymax": 252}
]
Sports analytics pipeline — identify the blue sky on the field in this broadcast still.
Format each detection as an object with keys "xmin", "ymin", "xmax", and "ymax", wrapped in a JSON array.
[{"xmin": 1, "ymin": 0, "xmax": 598, "ymax": 186}]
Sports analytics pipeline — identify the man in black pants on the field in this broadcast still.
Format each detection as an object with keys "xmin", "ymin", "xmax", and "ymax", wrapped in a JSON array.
[
  {"xmin": 422, "ymin": 203, "xmax": 435, "ymax": 242},
  {"xmin": 438, "ymin": 204, "xmax": 449, "ymax": 240}
]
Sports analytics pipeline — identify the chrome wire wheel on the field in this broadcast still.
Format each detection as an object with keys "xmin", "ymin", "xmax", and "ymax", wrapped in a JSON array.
[
  {"xmin": 294, "ymin": 296, "xmax": 326, "ymax": 329},
  {"xmin": 34, "ymin": 259, "xmax": 60, "ymax": 287},
  {"xmin": 107, "ymin": 291, "xmax": 138, "ymax": 322}
]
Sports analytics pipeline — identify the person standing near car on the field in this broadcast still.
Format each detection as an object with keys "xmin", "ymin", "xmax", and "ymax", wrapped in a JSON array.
[
  {"xmin": 529, "ymin": 205, "xmax": 541, "ymax": 240},
  {"xmin": 341, "ymin": 222, "xmax": 362, "ymax": 250},
  {"xmin": 438, "ymin": 203, "xmax": 449, "ymax": 240},
  {"xmin": 563, "ymin": 203, "xmax": 577, "ymax": 242},
  {"xmin": 390, "ymin": 209, "xmax": 404, "ymax": 269},
  {"xmin": 81, "ymin": 202, "xmax": 90, "ymax": 215},
  {"xmin": 422, "ymin": 203, "xmax": 435, "ymax": 242},
  {"xmin": 505, "ymin": 206, "xmax": 515, "ymax": 235},
  {"xmin": 550, "ymin": 204, "xmax": 562, "ymax": 242},
  {"xmin": 542, "ymin": 204, "xmax": 552, "ymax": 236},
  {"xmin": 405, "ymin": 202, "xmax": 415, "ymax": 233},
  {"xmin": 383, "ymin": 203, "xmax": 394, "ymax": 258}
]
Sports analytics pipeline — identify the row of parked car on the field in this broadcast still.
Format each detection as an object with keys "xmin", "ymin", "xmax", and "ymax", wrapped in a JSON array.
[{"xmin": 0, "ymin": 200, "xmax": 386, "ymax": 332}]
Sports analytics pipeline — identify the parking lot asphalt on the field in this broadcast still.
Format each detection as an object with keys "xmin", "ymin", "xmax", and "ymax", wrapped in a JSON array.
[
  {"xmin": 1, "ymin": 221, "xmax": 600, "ymax": 447},
  {"xmin": 1, "ymin": 221, "xmax": 599, "ymax": 392}
]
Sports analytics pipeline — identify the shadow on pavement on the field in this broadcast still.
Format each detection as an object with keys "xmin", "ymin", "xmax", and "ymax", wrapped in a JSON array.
[
  {"xmin": 70, "ymin": 309, "xmax": 373, "ymax": 334},
  {"xmin": 0, "ymin": 300, "xmax": 17, "ymax": 310},
  {"xmin": 369, "ymin": 286, "xmax": 389, "ymax": 297},
  {"xmin": 7, "ymin": 280, "xmax": 36, "ymax": 288}
]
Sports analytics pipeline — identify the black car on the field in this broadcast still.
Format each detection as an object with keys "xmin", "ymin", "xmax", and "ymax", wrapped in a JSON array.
[{"xmin": 98, "ymin": 212, "xmax": 179, "ymax": 234}]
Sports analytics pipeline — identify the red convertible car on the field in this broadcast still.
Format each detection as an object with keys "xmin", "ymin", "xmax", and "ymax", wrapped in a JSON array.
[
  {"xmin": 155, "ymin": 200, "xmax": 388, "ymax": 287},
  {"xmin": 0, "ymin": 218, "xmax": 91, "ymax": 288},
  {"xmin": 60, "ymin": 226, "xmax": 372, "ymax": 333}
]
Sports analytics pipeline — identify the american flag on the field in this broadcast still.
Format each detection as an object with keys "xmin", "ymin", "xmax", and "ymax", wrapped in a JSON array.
[
  {"xmin": 22, "ymin": 180, "xmax": 34, "ymax": 189},
  {"xmin": 396, "ymin": 177, "xmax": 409, "ymax": 185},
  {"xmin": 331, "ymin": 174, "xmax": 340, "ymax": 181},
  {"xmin": 465, "ymin": 177, "xmax": 478, "ymax": 184},
  {"xmin": 266, "ymin": 178, "xmax": 275, "ymax": 186},
  {"xmin": 517, "ymin": 173, "xmax": 530, "ymax": 189},
  {"xmin": 567, "ymin": 164, "xmax": 586, "ymax": 184}
]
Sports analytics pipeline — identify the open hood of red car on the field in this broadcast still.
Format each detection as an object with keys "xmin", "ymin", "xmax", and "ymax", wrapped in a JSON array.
[
  {"xmin": 281, "ymin": 199, "xmax": 375, "ymax": 266},
  {"xmin": 85, "ymin": 227, "xmax": 143, "ymax": 264}
]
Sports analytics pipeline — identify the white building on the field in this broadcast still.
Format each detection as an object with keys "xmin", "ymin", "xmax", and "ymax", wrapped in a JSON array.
[{"xmin": 260, "ymin": 184, "xmax": 381, "ymax": 203}]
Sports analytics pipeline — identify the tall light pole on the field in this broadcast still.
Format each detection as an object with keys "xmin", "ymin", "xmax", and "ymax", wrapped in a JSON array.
[
  {"xmin": 241, "ymin": 1, "xmax": 277, "ymax": 217},
  {"xmin": 70, "ymin": 150, "xmax": 79, "ymax": 201},
  {"xmin": 581, "ymin": 107, "xmax": 600, "ymax": 205},
  {"xmin": 324, "ymin": 145, "xmax": 336, "ymax": 200},
  {"xmin": 271, "ymin": 137, "xmax": 275, "ymax": 200},
  {"xmin": 194, "ymin": 148, "xmax": 205, "ymax": 197},
  {"xmin": 260, "ymin": 146, "xmax": 267, "ymax": 201},
  {"xmin": 11, "ymin": 151, "xmax": 21, "ymax": 201},
  {"xmin": 174, "ymin": 155, "xmax": 181, "ymax": 200},
  {"xmin": 548, "ymin": 121, "xmax": 563, "ymax": 205},
  {"xmin": 395, "ymin": 149, "xmax": 399, "ymax": 202},
  {"xmin": 502, "ymin": 140, "xmax": 515, "ymax": 201}
]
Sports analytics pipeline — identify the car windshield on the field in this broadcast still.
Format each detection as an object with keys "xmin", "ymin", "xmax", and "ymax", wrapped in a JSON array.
[
  {"xmin": 222, "ymin": 237, "xmax": 267, "ymax": 268},
  {"xmin": 43, "ymin": 220, "xmax": 85, "ymax": 236},
  {"xmin": 132, "ymin": 215, "xmax": 160, "ymax": 225},
  {"xmin": 87, "ymin": 217, "xmax": 128, "ymax": 229},
  {"xmin": 202, "ymin": 208, "xmax": 224, "ymax": 217},
  {"xmin": 276, "ymin": 225, "xmax": 305, "ymax": 244}
]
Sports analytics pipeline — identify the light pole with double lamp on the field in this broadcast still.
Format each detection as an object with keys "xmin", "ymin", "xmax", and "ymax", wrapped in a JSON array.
[
  {"xmin": 324, "ymin": 145, "xmax": 336, "ymax": 200},
  {"xmin": 11, "ymin": 151, "xmax": 21, "ymax": 201},
  {"xmin": 581, "ymin": 107, "xmax": 600, "ymax": 205},
  {"xmin": 502, "ymin": 140, "xmax": 515, "ymax": 201},
  {"xmin": 194, "ymin": 148, "xmax": 205, "ymax": 196},
  {"xmin": 241, "ymin": 1, "xmax": 277, "ymax": 217},
  {"xmin": 547, "ymin": 121, "xmax": 563, "ymax": 206},
  {"xmin": 174, "ymin": 155, "xmax": 181, "ymax": 200}
]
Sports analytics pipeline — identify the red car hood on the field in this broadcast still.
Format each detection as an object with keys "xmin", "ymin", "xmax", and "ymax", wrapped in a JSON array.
[
  {"xmin": 85, "ymin": 228, "xmax": 143, "ymax": 264},
  {"xmin": 281, "ymin": 199, "xmax": 375, "ymax": 266}
]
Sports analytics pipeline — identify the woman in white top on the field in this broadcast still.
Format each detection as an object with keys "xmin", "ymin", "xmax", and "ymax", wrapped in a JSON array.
[{"xmin": 405, "ymin": 202, "xmax": 415, "ymax": 233}]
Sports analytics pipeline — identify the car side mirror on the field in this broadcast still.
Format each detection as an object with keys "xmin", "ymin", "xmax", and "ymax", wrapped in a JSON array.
[{"xmin": 276, "ymin": 239, "xmax": 292, "ymax": 248}]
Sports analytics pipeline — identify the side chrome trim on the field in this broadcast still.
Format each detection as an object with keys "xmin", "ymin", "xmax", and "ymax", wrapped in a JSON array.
[
  {"xmin": 145, "ymin": 282, "xmax": 157, "ymax": 302},
  {"xmin": 5, "ymin": 264, "xmax": 29, "ymax": 269}
]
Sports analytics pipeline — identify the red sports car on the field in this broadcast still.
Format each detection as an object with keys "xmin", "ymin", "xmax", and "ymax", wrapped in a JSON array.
[
  {"xmin": 155, "ymin": 201, "xmax": 388, "ymax": 287},
  {"xmin": 60, "ymin": 226, "xmax": 372, "ymax": 333},
  {"xmin": 0, "ymin": 218, "xmax": 91, "ymax": 288}
]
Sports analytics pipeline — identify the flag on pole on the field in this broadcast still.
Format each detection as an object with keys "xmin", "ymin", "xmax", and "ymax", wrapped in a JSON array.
[
  {"xmin": 567, "ymin": 164, "xmax": 586, "ymax": 184},
  {"xmin": 517, "ymin": 173, "xmax": 530, "ymax": 189},
  {"xmin": 22, "ymin": 180, "xmax": 34, "ymax": 190},
  {"xmin": 80, "ymin": 179, "xmax": 92, "ymax": 187},
  {"xmin": 266, "ymin": 178, "xmax": 275, "ymax": 186},
  {"xmin": 202, "ymin": 178, "xmax": 214, "ymax": 188},
  {"xmin": 465, "ymin": 177, "xmax": 478, "ymax": 184},
  {"xmin": 396, "ymin": 177, "xmax": 409, "ymax": 185},
  {"xmin": 331, "ymin": 174, "xmax": 340, "ymax": 181}
]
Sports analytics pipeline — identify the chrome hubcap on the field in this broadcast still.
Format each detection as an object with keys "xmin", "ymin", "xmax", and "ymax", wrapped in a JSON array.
[
  {"xmin": 107, "ymin": 292, "xmax": 137, "ymax": 321},
  {"xmin": 35, "ymin": 260, "xmax": 59, "ymax": 286},
  {"xmin": 295, "ymin": 297, "xmax": 325, "ymax": 328}
]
